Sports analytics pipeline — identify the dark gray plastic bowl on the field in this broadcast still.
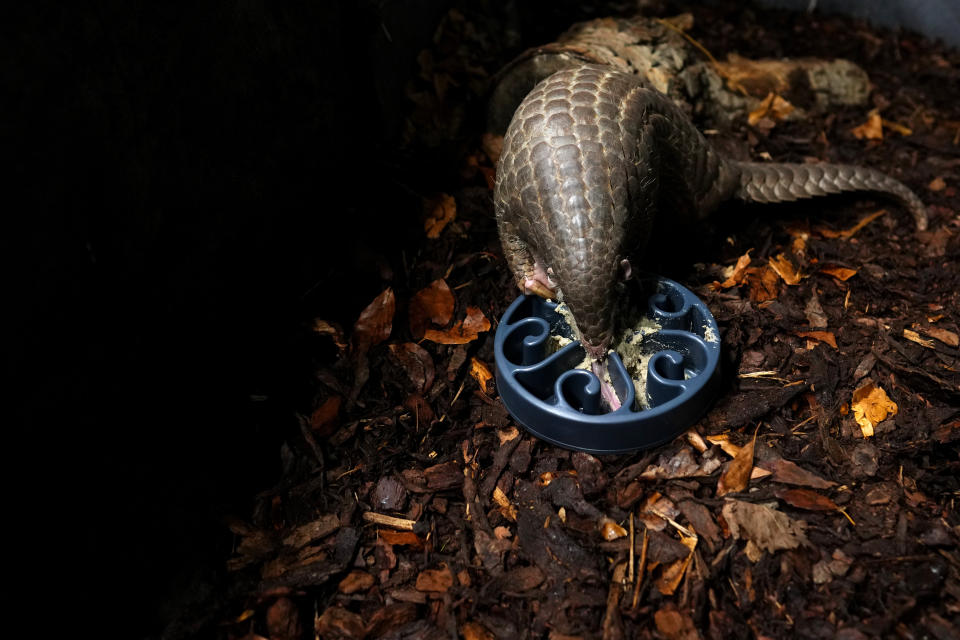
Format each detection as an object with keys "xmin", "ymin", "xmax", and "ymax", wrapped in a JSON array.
[{"xmin": 493, "ymin": 276, "xmax": 721, "ymax": 454}]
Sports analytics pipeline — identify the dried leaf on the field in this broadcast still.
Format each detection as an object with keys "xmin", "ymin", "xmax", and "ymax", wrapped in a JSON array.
[
  {"xmin": 852, "ymin": 382, "xmax": 898, "ymax": 437},
  {"xmin": 310, "ymin": 396, "xmax": 342, "ymax": 436},
  {"xmin": 804, "ymin": 291, "xmax": 829, "ymax": 328},
  {"xmin": 492, "ymin": 486, "xmax": 517, "ymax": 521},
  {"xmin": 378, "ymin": 529, "xmax": 424, "ymax": 548},
  {"xmin": 599, "ymin": 519, "xmax": 627, "ymax": 541},
  {"xmin": 654, "ymin": 606, "xmax": 699, "ymax": 640},
  {"xmin": 316, "ymin": 606, "xmax": 366, "ymax": 640},
  {"xmin": 423, "ymin": 193, "xmax": 456, "ymax": 238},
  {"xmin": 717, "ymin": 428, "xmax": 757, "ymax": 497},
  {"xmin": 312, "ymin": 319, "xmax": 347, "ymax": 352},
  {"xmin": 338, "ymin": 570, "xmax": 375, "ymax": 594},
  {"xmin": 469, "ymin": 357, "xmax": 493, "ymax": 393},
  {"xmin": 760, "ymin": 458, "xmax": 836, "ymax": 489},
  {"xmin": 655, "ymin": 532, "xmax": 697, "ymax": 596},
  {"xmin": 818, "ymin": 210, "xmax": 886, "ymax": 239},
  {"xmin": 923, "ymin": 326, "xmax": 959, "ymax": 347},
  {"xmin": 722, "ymin": 499, "xmax": 809, "ymax": 553},
  {"xmin": 851, "ymin": 111, "xmax": 883, "ymax": 140},
  {"xmin": 389, "ymin": 342, "xmax": 435, "ymax": 393},
  {"xmin": 460, "ymin": 622, "xmax": 495, "ymax": 640},
  {"xmin": 415, "ymin": 566, "xmax": 454, "ymax": 593},
  {"xmin": 820, "ymin": 266, "xmax": 858, "ymax": 281},
  {"xmin": 423, "ymin": 306, "xmax": 491, "ymax": 344},
  {"xmin": 775, "ymin": 488, "xmax": 839, "ymax": 511},
  {"xmin": 747, "ymin": 265, "xmax": 780, "ymax": 302},
  {"xmin": 903, "ymin": 328, "xmax": 936, "ymax": 349},
  {"xmin": 408, "ymin": 279, "xmax": 455, "ymax": 339},
  {"xmin": 796, "ymin": 330, "xmax": 838, "ymax": 349},
  {"xmin": 706, "ymin": 434, "xmax": 742, "ymax": 458},
  {"xmin": 352, "ymin": 288, "xmax": 396, "ymax": 353},
  {"xmin": 748, "ymin": 92, "xmax": 794, "ymax": 126},
  {"xmin": 713, "ymin": 251, "xmax": 753, "ymax": 289},
  {"xmin": 768, "ymin": 253, "xmax": 803, "ymax": 285},
  {"xmin": 928, "ymin": 176, "xmax": 947, "ymax": 192}
]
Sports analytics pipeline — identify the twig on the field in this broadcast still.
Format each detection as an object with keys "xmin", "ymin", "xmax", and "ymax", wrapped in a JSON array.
[{"xmin": 363, "ymin": 512, "xmax": 417, "ymax": 531}]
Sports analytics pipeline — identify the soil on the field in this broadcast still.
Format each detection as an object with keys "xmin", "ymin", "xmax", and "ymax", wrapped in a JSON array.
[{"xmin": 58, "ymin": 1, "xmax": 957, "ymax": 638}]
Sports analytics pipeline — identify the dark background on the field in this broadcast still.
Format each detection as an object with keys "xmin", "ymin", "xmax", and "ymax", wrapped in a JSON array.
[{"xmin": 9, "ymin": 0, "xmax": 613, "ymax": 633}]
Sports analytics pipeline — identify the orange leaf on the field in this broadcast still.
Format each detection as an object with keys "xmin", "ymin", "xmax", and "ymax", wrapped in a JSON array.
[
  {"xmin": 748, "ymin": 92, "xmax": 794, "ymax": 126},
  {"xmin": 423, "ymin": 306, "xmax": 491, "ymax": 344},
  {"xmin": 352, "ymin": 288, "xmax": 396, "ymax": 353},
  {"xmin": 469, "ymin": 357, "xmax": 493, "ymax": 393},
  {"xmin": 460, "ymin": 622, "xmax": 495, "ymax": 640},
  {"xmin": 423, "ymin": 194, "xmax": 456, "ymax": 238},
  {"xmin": 655, "ymin": 533, "xmax": 697, "ymax": 596},
  {"xmin": 747, "ymin": 265, "xmax": 780, "ymax": 302},
  {"xmin": 851, "ymin": 381, "xmax": 898, "ymax": 437},
  {"xmin": 820, "ymin": 266, "xmax": 858, "ymax": 281},
  {"xmin": 379, "ymin": 529, "xmax": 424, "ymax": 548},
  {"xmin": 409, "ymin": 279, "xmax": 454, "ymax": 339},
  {"xmin": 923, "ymin": 326, "xmax": 959, "ymax": 347},
  {"xmin": 775, "ymin": 487, "xmax": 838, "ymax": 511},
  {"xmin": 796, "ymin": 330, "xmax": 838, "ymax": 349},
  {"xmin": 768, "ymin": 253, "xmax": 803, "ymax": 285},
  {"xmin": 818, "ymin": 210, "xmax": 886, "ymax": 239},
  {"xmin": 851, "ymin": 111, "xmax": 883, "ymax": 140},
  {"xmin": 713, "ymin": 251, "xmax": 752, "ymax": 289},
  {"xmin": 717, "ymin": 427, "xmax": 758, "ymax": 497}
]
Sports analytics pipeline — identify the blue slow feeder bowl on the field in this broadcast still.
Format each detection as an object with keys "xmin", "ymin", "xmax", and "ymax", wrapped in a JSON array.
[{"xmin": 493, "ymin": 276, "xmax": 721, "ymax": 454}]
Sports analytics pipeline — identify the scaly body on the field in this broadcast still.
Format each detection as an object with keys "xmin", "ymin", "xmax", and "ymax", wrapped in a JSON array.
[{"xmin": 494, "ymin": 64, "xmax": 927, "ymax": 358}]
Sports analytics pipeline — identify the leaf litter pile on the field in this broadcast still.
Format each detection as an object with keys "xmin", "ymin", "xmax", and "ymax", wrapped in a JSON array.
[{"xmin": 193, "ymin": 4, "xmax": 959, "ymax": 639}]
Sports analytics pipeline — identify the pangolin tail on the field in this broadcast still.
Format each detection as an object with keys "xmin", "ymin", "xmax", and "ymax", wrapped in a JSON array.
[{"xmin": 731, "ymin": 161, "xmax": 928, "ymax": 231}]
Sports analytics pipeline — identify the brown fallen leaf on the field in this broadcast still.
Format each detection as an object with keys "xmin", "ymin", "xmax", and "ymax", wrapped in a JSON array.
[
  {"xmin": 769, "ymin": 253, "xmax": 803, "ymax": 285},
  {"xmin": 460, "ymin": 622, "xmax": 495, "ymax": 640},
  {"xmin": 796, "ymin": 330, "xmax": 838, "ymax": 350},
  {"xmin": 903, "ymin": 328, "xmax": 936, "ymax": 349},
  {"xmin": 655, "ymin": 532, "xmax": 697, "ymax": 596},
  {"xmin": 654, "ymin": 605, "xmax": 699, "ymax": 640},
  {"xmin": 748, "ymin": 92, "xmax": 795, "ymax": 126},
  {"xmin": 599, "ymin": 518, "xmax": 627, "ymax": 541},
  {"xmin": 267, "ymin": 598, "xmax": 301, "ymax": 640},
  {"xmin": 717, "ymin": 428, "xmax": 758, "ymax": 497},
  {"xmin": 712, "ymin": 250, "xmax": 753, "ymax": 289},
  {"xmin": 852, "ymin": 381, "xmax": 898, "ymax": 438},
  {"xmin": 408, "ymin": 279, "xmax": 455, "ymax": 339},
  {"xmin": 423, "ymin": 306, "xmax": 491, "ymax": 344},
  {"xmin": 722, "ymin": 499, "xmax": 809, "ymax": 553},
  {"xmin": 350, "ymin": 288, "xmax": 396, "ymax": 401},
  {"xmin": 928, "ymin": 176, "xmax": 947, "ymax": 192},
  {"xmin": 851, "ymin": 110, "xmax": 883, "ymax": 140},
  {"xmin": 338, "ymin": 570, "xmax": 375, "ymax": 594},
  {"xmin": 747, "ymin": 265, "xmax": 780, "ymax": 302},
  {"xmin": 469, "ymin": 357, "xmax": 493, "ymax": 393},
  {"xmin": 310, "ymin": 395, "xmax": 342, "ymax": 436},
  {"xmin": 775, "ymin": 487, "xmax": 839, "ymax": 512},
  {"xmin": 423, "ymin": 193, "xmax": 456, "ymax": 239},
  {"xmin": 352, "ymin": 288, "xmax": 395, "ymax": 353},
  {"xmin": 820, "ymin": 266, "xmax": 858, "ymax": 281},
  {"xmin": 378, "ymin": 529, "xmax": 424, "ymax": 548},
  {"xmin": 492, "ymin": 486, "xmax": 517, "ymax": 521},
  {"xmin": 706, "ymin": 434, "xmax": 742, "ymax": 458},
  {"xmin": 389, "ymin": 342, "xmax": 435, "ymax": 393},
  {"xmin": 415, "ymin": 566, "xmax": 454, "ymax": 593},
  {"xmin": 316, "ymin": 606, "xmax": 366, "ymax": 640},
  {"xmin": 759, "ymin": 458, "xmax": 836, "ymax": 489},
  {"xmin": 312, "ymin": 319, "xmax": 347, "ymax": 352},
  {"xmin": 922, "ymin": 326, "xmax": 959, "ymax": 347},
  {"xmin": 818, "ymin": 210, "xmax": 886, "ymax": 239}
]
